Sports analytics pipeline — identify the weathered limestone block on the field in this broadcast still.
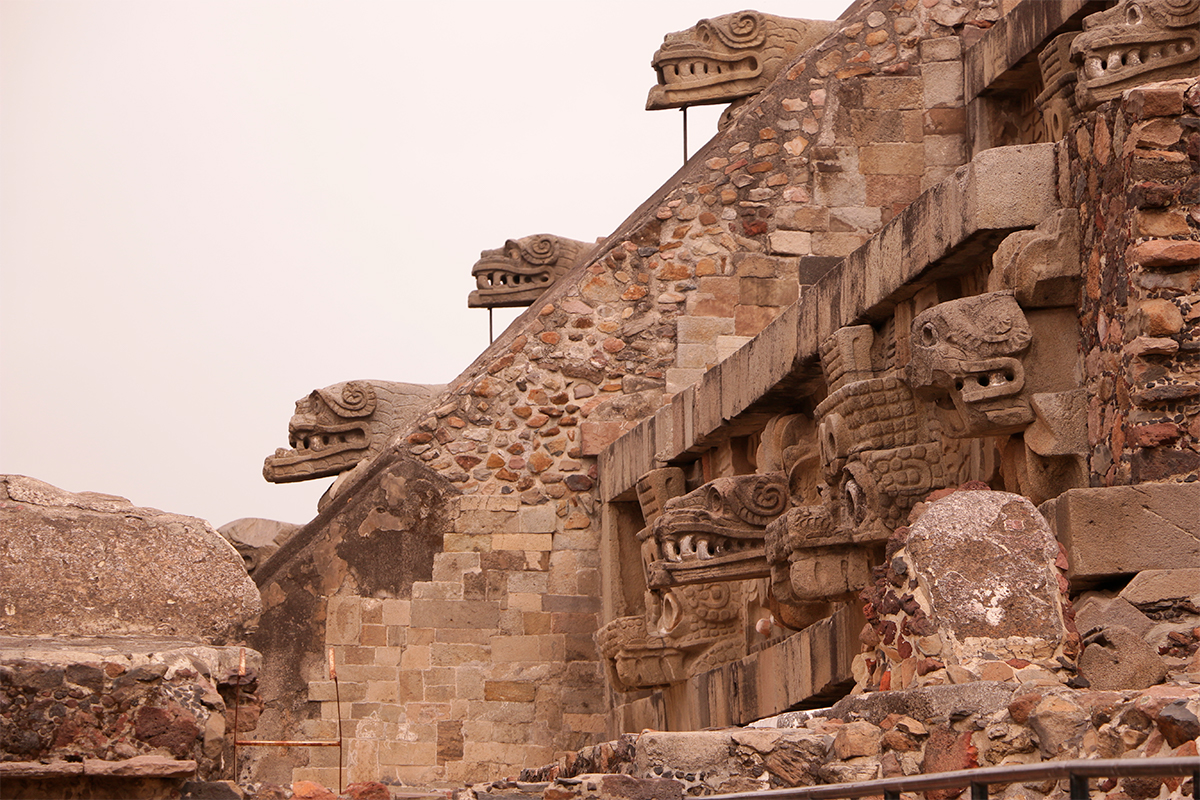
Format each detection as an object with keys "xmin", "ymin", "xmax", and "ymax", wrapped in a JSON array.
[
  {"xmin": 218, "ymin": 517, "xmax": 301, "ymax": 574},
  {"xmin": 468, "ymin": 234, "xmax": 594, "ymax": 309},
  {"xmin": 989, "ymin": 210, "xmax": 1082, "ymax": 308},
  {"xmin": 263, "ymin": 380, "xmax": 443, "ymax": 484},
  {"xmin": 858, "ymin": 489, "xmax": 1076, "ymax": 692},
  {"xmin": 1039, "ymin": 483, "xmax": 1200, "ymax": 583},
  {"xmin": 646, "ymin": 12, "xmax": 836, "ymax": 113},
  {"xmin": 1118, "ymin": 568, "xmax": 1200, "ymax": 612},
  {"xmin": 0, "ymin": 476, "xmax": 260, "ymax": 644},
  {"xmin": 1072, "ymin": 593, "xmax": 1154, "ymax": 638},
  {"xmin": 905, "ymin": 491, "xmax": 1069, "ymax": 665},
  {"xmin": 1070, "ymin": 0, "xmax": 1200, "ymax": 110}
]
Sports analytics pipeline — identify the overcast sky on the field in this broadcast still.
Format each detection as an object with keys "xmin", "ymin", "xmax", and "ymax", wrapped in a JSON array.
[{"xmin": 1, "ymin": 0, "xmax": 849, "ymax": 528}]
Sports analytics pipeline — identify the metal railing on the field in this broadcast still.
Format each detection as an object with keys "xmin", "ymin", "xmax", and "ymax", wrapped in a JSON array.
[
  {"xmin": 232, "ymin": 647, "xmax": 345, "ymax": 794},
  {"xmin": 704, "ymin": 757, "xmax": 1199, "ymax": 800}
]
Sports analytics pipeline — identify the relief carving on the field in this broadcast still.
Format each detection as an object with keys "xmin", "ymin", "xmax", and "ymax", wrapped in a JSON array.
[
  {"xmin": 1071, "ymin": 0, "xmax": 1199, "ymax": 110},
  {"xmin": 263, "ymin": 380, "xmax": 442, "ymax": 483},
  {"xmin": 906, "ymin": 291, "xmax": 1036, "ymax": 437},
  {"xmin": 1036, "ymin": 32, "xmax": 1081, "ymax": 144},
  {"xmin": 646, "ymin": 11, "xmax": 836, "ymax": 120},
  {"xmin": 597, "ymin": 467, "xmax": 749, "ymax": 690},
  {"xmin": 468, "ymin": 234, "xmax": 594, "ymax": 309},
  {"xmin": 643, "ymin": 472, "xmax": 787, "ymax": 589},
  {"xmin": 906, "ymin": 288, "xmax": 1087, "ymax": 504}
]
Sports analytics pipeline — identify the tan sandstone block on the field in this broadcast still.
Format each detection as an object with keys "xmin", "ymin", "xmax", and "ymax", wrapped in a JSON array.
[
  {"xmin": 381, "ymin": 599, "xmax": 410, "ymax": 627},
  {"xmin": 517, "ymin": 504, "xmax": 557, "ymax": 533},
  {"xmin": 1041, "ymin": 483, "xmax": 1200, "ymax": 582},
  {"xmin": 860, "ymin": 143, "xmax": 924, "ymax": 175},
  {"xmin": 769, "ymin": 230, "xmax": 813, "ymax": 255},
  {"xmin": 493, "ymin": 533, "xmax": 553, "ymax": 552},
  {"xmin": 863, "ymin": 77, "xmax": 923, "ymax": 108},
  {"xmin": 923, "ymin": 61, "xmax": 964, "ymax": 107},
  {"xmin": 378, "ymin": 741, "xmax": 436, "ymax": 767},
  {"xmin": 677, "ymin": 315, "xmax": 736, "ymax": 343},
  {"xmin": 490, "ymin": 635, "xmax": 548, "ymax": 662},
  {"xmin": 442, "ymin": 533, "xmax": 492, "ymax": 553}
]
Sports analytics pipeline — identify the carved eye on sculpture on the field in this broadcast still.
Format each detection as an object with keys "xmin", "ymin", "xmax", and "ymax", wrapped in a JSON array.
[
  {"xmin": 920, "ymin": 322, "xmax": 938, "ymax": 347},
  {"xmin": 704, "ymin": 485, "xmax": 727, "ymax": 516},
  {"xmin": 1126, "ymin": 2, "xmax": 1143, "ymax": 25}
]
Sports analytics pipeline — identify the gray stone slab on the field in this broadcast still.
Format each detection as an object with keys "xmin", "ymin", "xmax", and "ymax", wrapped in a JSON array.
[{"xmin": 1040, "ymin": 484, "xmax": 1200, "ymax": 584}]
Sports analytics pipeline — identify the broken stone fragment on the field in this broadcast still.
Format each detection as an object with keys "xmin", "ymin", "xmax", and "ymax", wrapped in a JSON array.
[
  {"xmin": 1078, "ymin": 625, "xmax": 1168, "ymax": 690},
  {"xmin": 1118, "ymin": 568, "xmax": 1200, "ymax": 613},
  {"xmin": 903, "ymin": 491, "xmax": 1070, "ymax": 673},
  {"xmin": 1072, "ymin": 593, "xmax": 1154, "ymax": 638}
]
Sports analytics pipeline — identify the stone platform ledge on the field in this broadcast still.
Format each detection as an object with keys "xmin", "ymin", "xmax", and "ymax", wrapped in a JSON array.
[
  {"xmin": 612, "ymin": 604, "xmax": 864, "ymax": 735},
  {"xmin": 600, "ymin": 142, "xmax": 1061, "ymax": 502},
  {"xmin": 499, "ymin": 682, "xmax": 1200, "ymax": 800},
  {"xmin": 0, "ymin": 755, "xmax": 197, "ymax": 778},
  {"xmin": 0, "ymin": 635, "xmax": 262, "ymax": 678}
]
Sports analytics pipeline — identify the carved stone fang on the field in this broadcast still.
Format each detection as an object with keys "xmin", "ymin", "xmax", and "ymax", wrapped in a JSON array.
[
  {"xmin": 656, "ymin": 55, "xmax": 762, "ymax": 92},
  {"xmin": 1078, "ymin": 37, "xmax": 1196, "ymax": 87}
]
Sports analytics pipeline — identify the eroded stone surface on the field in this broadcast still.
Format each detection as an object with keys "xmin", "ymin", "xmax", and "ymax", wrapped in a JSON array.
[
  {"xmin": 0, "ymin": 637, "xmax": 261, "ymax": 781},
  {"xmin": 906, "ymin": 491, "xmax": 1065, "ymax": 651}
]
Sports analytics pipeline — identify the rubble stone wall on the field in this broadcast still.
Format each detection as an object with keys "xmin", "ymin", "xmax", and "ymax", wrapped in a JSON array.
[
  {"xmin": 1075, "ymin": 78, "xmax": 1200, "ymax": 486},
  {"xmin": 0, "ymin": 641, "xmax": 260, "ymax": 783}
]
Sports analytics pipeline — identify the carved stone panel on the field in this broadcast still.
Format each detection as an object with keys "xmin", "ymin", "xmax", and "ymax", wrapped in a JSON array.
[
  {"xmin": 907, "ymin": 291, "xmax": 1036, "ymax": 437},
  {"xmin": 644, "ymin": 472, "xmax": 788, "ymax": 589},
  {"xmin": 989, "ymin": 210, "xmax": 1082, "ymax": 309},
  {"xmin": 596, "ymin": 582, "xmax": 749, "ymax": 691},
  {"xmin": 1036, "ymin": 31, "xmax": 1080, "ymax": 143}
]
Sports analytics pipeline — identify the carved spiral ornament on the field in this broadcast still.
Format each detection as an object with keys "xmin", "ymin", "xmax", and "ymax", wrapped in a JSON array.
[
  {"xmin": 320, "ymin": 381, "xmax": 376, "ymax": 418},
  {"xmin": 726, "ymin": 12, "xmax": 761, "ymax": 43},
  {"xmin": 520, "ymin": 236, "xmax": 558, "ymax": 266},
  {"xmin": 1161, "ymin": 0, "xmax": 1199, "ymax": 24},
  {"xmin": 730, "ymin": 473, "xmax": 788, "ymax": 526}
]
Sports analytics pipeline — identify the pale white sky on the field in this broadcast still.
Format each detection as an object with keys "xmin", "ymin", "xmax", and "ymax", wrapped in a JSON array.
[{"xmin": 1, "ymin": 0, "xmax": 849, "ymax": 527}]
